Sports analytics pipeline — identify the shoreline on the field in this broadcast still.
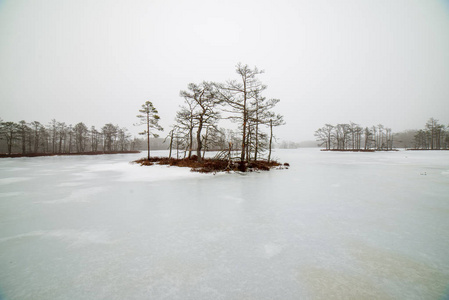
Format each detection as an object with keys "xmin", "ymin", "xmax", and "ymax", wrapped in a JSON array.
[{"xmin": 0, "ymin": 151, "xmax": 141, "ymax": 158}]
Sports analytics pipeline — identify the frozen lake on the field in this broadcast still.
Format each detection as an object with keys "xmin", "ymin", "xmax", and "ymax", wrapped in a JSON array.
[{"xmin": 0, "ymin": 149, "xmax": 448, "ymax": 299}]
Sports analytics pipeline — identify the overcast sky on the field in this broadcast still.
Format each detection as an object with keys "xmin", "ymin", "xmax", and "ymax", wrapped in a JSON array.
[{"xmin": 1, "ymin": 0, "xmax": 448, "ymax": 142}]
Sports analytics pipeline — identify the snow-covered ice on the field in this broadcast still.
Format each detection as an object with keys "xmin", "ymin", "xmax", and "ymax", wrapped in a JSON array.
[{"xmin": 0, "ymin": 149, "xmax": 448, "ymax": 299}]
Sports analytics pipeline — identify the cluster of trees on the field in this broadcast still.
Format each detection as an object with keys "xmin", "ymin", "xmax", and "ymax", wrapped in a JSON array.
[
  {"xmin": 315, "ymin": 122, "xmax": 394, "ymax": 150},
  {"xmin": 163, "ymin": 63, "xmax": 284, "ymax": 163},
  {"xmin": 276, "ymin": 140, "xmax": 302, "ymax": 149},
  {"xmin": 413, "ymin": 118, "xmax": 449, "ymax": 150},
  {"xmin": 0, "ymin": 119, "xmax": 139, "ymax": 155}
]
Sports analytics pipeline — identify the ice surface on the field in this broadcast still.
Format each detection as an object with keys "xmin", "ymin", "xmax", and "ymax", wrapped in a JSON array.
[{"xmin": 0, "ymin": 149, "xmax": 449, "ymax": 299}]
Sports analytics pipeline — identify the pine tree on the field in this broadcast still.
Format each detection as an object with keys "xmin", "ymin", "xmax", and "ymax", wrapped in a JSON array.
[{"xmin": 136, "ymin": 101, "xmax": 163, "ymax": 160}]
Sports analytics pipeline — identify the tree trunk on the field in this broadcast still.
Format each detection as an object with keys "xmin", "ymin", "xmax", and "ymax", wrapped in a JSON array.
[
  {"xmin": 246, "ymin": 125, "xmax": 251, "ymax": 162},
  {"xmin": 147, "ymin": 112, "xmax": 150, "ymax": 160},
  {"xmin": 390, "ymin": 134, "xmax": 394, "ymax": 150},
  {"xmin": 241, "ymin": 82, "xmax": 247, "ymax": 163},
  {"xmin": 21, "ymin": 133, "xmax": 26, "ymax": 154},
  {"xmin": 196, "ymin": 117, "xmax": 203, "ymax": 161},
  {"xmin": 169, "ymin": 130, "xmax": 173, "ymax": 159},
  {"xmin": 254, "ymin": 122, "xmax": 259, "ymax": 161},
  {"xmin": 202, "ymin": 126, "xmax": 208, "ymax": 159},
  {"xmin": 176, "ymin": 135, "xmax": 179, "ymax": 159},
  {"xmin": 7, "ymin": 132, "xmax": 13, "ymax": 155},
  {"xmin": 268, "ymin": 119, "xmax": 273, "ymax": 163},
  {"xmin": 188, "ymin": 127, "xmax": 193, "ymax": 158}
]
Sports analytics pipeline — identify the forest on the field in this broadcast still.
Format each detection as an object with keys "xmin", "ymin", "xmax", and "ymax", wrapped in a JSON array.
[
  {"xmin": 314, "ymin": 122, "xmax": 394, "ymax": 151},
  {"xmin": 315, "ymin": 118, "xmax": 449, "ymax": 151},
  {"xmin": 409, "ymin": 118, "xmax": 449, "ymax": 150},
  {"xmin": 0, "ymin": 119, "xmax": 141, "ymax": 156}
]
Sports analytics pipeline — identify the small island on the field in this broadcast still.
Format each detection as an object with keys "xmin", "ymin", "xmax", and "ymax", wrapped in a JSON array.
[
  {"xmin": 133, "ymin": 63, "xmax": 288, "ymax": 174},
  {"xmin": 134, "ymin": 155, "xmax": 288, "ymax": 173}
]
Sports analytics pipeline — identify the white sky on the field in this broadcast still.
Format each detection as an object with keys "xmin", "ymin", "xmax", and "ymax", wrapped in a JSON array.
[{"xmin": 1, "ymin": 0, "xmax": 449, "ymax": 141}]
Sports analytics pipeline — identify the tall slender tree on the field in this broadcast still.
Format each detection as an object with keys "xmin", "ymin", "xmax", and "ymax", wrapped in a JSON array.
[
  {"xmin": 30, "ymin": 121, "xmax": 42, "ymax": 153},
  {"xmin": 267, "ymin": 113, "xmax": 285, "ymax": 162},
  {"xmin": 216, "ymin": 63, "xmax": 266, "ymax": 163},
  {"xmin": 136, "ymin": 101, "xmax": 163, "ymax": 160},
  {"xmin": 17, "ymin": 120, "xmax": 29, "ymax": 154},
  {"xmin": 74, "ymin": 122, "xmax": 88, "ymax": 152},
  {"xmin": 248, "ymin": 91, "xmax": 280, "ymax": 160},
  {"xmin": 57, "ymin": 122, "xmax": 67, "ymax": 153},
  {"xmin": 175, "ymin": 98, "xmax": 197, "ymax": 158}
]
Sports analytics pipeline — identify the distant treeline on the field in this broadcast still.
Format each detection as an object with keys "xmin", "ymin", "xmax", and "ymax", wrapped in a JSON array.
[
  {"xmin": 410, "ymin": 118, "xmax": 448, "ymax": 150},
  {"xmin": 381, "ymin": 118, "xmax": 448, "ymax": 150},
  {"xmin": 276, "ymin": 140, "xmax": 303, "ymax": 149},
  {"xmin": 315, "ymin": 122, "xmax": 394, "ymax": 151},
  {"xmin": 0, "ymin": 118, "xmax": 167, "ymax": 155},
  {"xmin": 315, "ymin": 118, "xmax": 449, "ymax": 151}
]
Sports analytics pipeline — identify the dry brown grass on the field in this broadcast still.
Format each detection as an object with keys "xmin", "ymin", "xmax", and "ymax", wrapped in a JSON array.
[{"xmin": 133, "ymin": 156, "xmax": 285, "ymax": 173}]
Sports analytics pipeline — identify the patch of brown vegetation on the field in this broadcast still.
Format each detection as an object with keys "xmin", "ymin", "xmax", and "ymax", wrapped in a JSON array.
[
  {"xmin": 247, "ymin": 160, "xmax": 281, "ymax": 171},
  {"xmin": 133, "ymin": 157, "xmax": 286, "ymax": 173},
  {"xmin": 138, "ymin": 160, "xmax": 154, "ymax": 166}
]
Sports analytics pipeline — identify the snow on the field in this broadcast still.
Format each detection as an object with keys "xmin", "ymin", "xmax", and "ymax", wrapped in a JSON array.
[{"xmin": 0, "ymin": 149, "xmax": 449, "ymax": 299}]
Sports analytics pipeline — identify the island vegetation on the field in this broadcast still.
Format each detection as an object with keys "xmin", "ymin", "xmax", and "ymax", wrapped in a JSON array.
[{"xmin": 134, "ymin": 63, "xmax": 287, "ymax": 173}]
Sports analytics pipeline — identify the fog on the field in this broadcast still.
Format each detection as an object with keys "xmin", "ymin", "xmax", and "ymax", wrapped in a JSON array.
[
  {"xmin": 1, "ymin": 149, "xmax": 448, "ymax": 299},
  {"xmin": 1, "ymin": 0, "xmax": 449, "ymax": 141}
]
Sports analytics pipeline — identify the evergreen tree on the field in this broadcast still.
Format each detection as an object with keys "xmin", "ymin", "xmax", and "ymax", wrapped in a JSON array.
[{"xmin": 136, "ymin": 101, "xmax": 163, "ymax": 160}]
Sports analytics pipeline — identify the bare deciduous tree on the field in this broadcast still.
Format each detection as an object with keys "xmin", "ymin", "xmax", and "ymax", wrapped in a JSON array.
[
  {"xmin": 215, "ymin": 63, "xmax": 266, "ymax": 163},
  {"xmin": 180, "ymin": 82, "xmax": 221, "ymax": 161}
]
